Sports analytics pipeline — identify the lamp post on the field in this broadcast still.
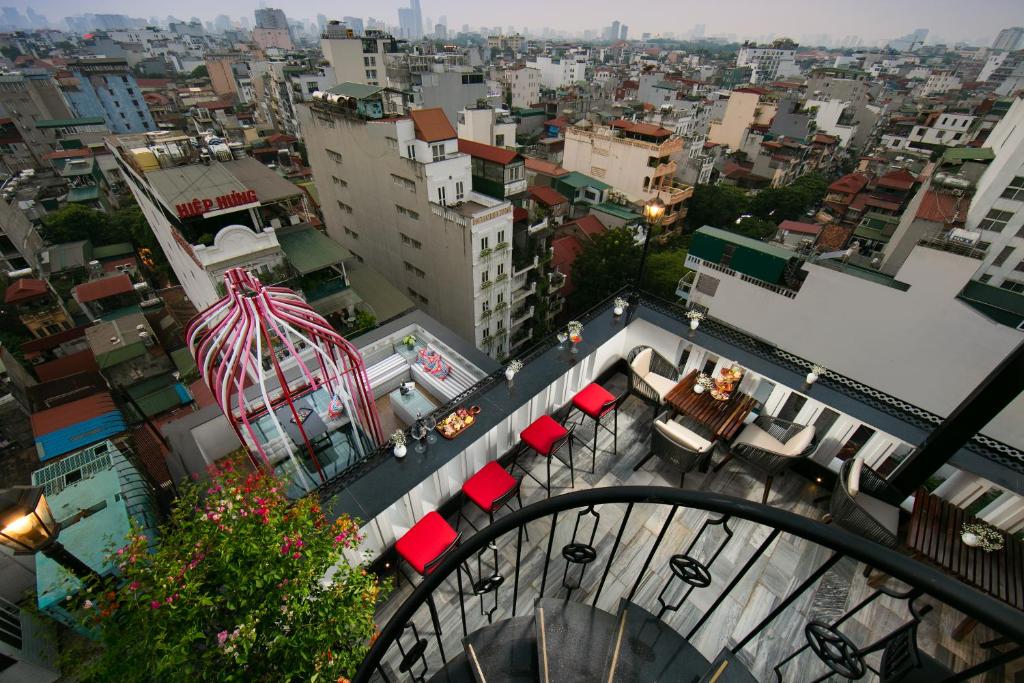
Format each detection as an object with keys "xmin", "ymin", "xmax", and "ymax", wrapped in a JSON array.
[
  {"xmin": 0, "ymin": 486, "xmax": 100, "ymax": 581},
  {"xmin": 629, "ymin": 196, "xmax": 666, "ymax": 315}
]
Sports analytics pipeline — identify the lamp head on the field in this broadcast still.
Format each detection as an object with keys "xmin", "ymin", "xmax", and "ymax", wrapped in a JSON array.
[
  {"xmin": 0, "ymin": 486, "xmax": 58, "ymax": 554},
  {"xmin": 643, "ymin": 196, "xmax": 666, "ymax": 222}
]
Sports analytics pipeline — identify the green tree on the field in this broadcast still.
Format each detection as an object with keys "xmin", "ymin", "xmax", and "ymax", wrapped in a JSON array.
[
  {"xmin": 70, "ymin": 456, "xmax": 384, "ymax": 682},
  {"xmin": 750, "ymin": 173, "xmax": 828, "ymax": 222},
  {"xmin": 41, "ymin": 205, "xmax": 133, "ymax": 245},
  {"xmin": 190, "ymin": 65, "xmax": 209, "ymax": 79},
  {"xmin": 732, "ymin": 217, "xmax": 778, "ymax": 240},
  {"xmin": 684, "ymin": 184, "xmax": 750, "ymax": 230},
  {"xmin": 640, "ymin": 250, "xmax": 689, "ymax": 300},
  {"xmin": 568, "ymin": 227, "xmax": 641, "ymax": 313}
]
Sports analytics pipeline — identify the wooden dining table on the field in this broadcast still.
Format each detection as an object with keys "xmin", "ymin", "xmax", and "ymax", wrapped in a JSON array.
[
  {"xmin": 906, "ymin": 490, "xmax": 1024, "ymax": 639},
  {"xmin": 663, "ymin": 370, "xmax": 757, "ymax": 442}
]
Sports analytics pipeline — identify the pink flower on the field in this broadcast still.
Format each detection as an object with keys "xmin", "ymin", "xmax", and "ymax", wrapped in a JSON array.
[
  {"xmin": 150, "ymin": 601, "xmax": 160, "ymax": 610},
  {"xmin": 129, "ymin": 581, "xmax": 140, "ymax": 591},
  {"xmin": 291, "ymin": 552, "xmax": 301, "ymax": 560},
  {"xmin": 191, "ymin": 472, "xmax": 200, "ymax": 481},
  {"xmin": 217, "ymin": 630, "xmax": 228, "ymax": 645}
]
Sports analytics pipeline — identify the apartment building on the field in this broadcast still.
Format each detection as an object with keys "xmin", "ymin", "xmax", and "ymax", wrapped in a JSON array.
[
  {"xmin": 320, "ymin": 23, "xmax": 398, "ymax": 87},
  {"xmin": 562, "ymin": 119, "xmax": 692, "ymax": 228},
  {"xmin": 298, "ymin": 97, "xmax": 515, "ymax": 357},
  {"xmin": 60, "ymin": 59, "xmax": 155, "ymax": 135},
  {"xmin": 457, "ymin": 106, "xmax": 516, "ymax": 147},
  {"xmin": 497, "ymin": 66, "xmax": 540, "ymax": 109},
  {"xmin": 264, "ymin": 61, "xmax": 337, "ymax": 138},
  {"xmin": 0, "ymin": 70, "xmax": 74, "ymax": 170},
  {"xmin": 906, "ymin": 111, "xmax": 976, "ymax": 149},
  {"xmin": 736, "ymin": 40, "xmax": 800, "ymax": 84},
  {"xmin": 528, "ymin": 54, "xmax": 588, "ymax": 89},
  {"xmin": 387, "ymin": 55, "xmax": 490, "ymax": 125}
]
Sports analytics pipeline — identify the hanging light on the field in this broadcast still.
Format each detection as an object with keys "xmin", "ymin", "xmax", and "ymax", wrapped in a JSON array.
[
  {"xmin": 643, "ymin": 195, "xmax": 666, "ymax": 223},
  {"xmin": 0, "ymin": 486, "xmax": 58, "ymax": 554}
]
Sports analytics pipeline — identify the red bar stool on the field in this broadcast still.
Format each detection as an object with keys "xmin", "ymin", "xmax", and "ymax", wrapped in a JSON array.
[
  {"xmin": 511, "ymin": 414, "xmax": 575, "ymax": 498},
  {"xmin": 457, "ymin": 461, "xmax": 525, "ymax": 532},
  {"xmin": 395, "ymin": 511, "xmax": 461, "ymax": 584},
  {"xmin": 566, "ymin": 383, "xmax": 620, "ymax": 473}
]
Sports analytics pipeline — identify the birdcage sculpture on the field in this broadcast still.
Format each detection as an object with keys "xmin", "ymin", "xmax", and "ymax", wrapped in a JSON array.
[{"xmin": 186, "ymin": 268, "xmax": 383, "ymax": 495}]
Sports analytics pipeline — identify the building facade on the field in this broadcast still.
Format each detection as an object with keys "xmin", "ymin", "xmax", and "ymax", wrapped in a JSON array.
[
  {"xmin": 736, "ymin": 40, "xmax": 800, "ymax": 84},
  {"xmin": 320, "ymin": 25, "xmax": 398, "ymax": 87},
  {"xmin": 62, "ymin": 59, "xmax": 156, "ymax": 135}
]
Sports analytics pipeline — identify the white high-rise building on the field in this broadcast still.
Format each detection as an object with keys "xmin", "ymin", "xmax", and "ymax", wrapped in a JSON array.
[{"xmin": 736, "ymin": 39, "xmax": 800, "ymax": 84}]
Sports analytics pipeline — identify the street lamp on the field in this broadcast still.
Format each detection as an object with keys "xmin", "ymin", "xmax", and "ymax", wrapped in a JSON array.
[
  {"xmin": 630, "ymin": 196, "xmax": 667, "ymax": 310},
  {"xmin": 0, "ymin": 486, "xmax": 100, "ymax": 581}
]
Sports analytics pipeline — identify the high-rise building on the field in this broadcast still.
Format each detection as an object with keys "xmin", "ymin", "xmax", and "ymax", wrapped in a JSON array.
[
  {"xmin": 0, "ymin": 70, "xmax": 75, "ymax": 169},
  {"xmin": 736, "ymin": 39, "xmax": 800, "ymax": 84},
  {"xmin": 608, "ymin": 20, "xmax": 620, "ymax": 41},
  {"xmin": 254, "ymin": 7, "xmax": 288, "ymax": 30},
  {"xmin": 398, "ymin": 7, "xmax": 418, "ymax": 39},
  {"xmin": 62, "ymin": 59, "xmax": 156, "ymax": 134},
  {"xmin": 992, "ymin": 26, "xmax": 1024, "ymax": 52},
  {"xmin": 298, "ymin": 96, "xmax": 517, "ymax": 357},
  {"xmin": 620, "ymin": 25, "xmax": 628, "ymax": 41},
  {"xmin": 342, "ymin": 16, "xmax": 364, "ymax": 35},
  {"xmin": 320, "ymin": 23, "xmax": 398, "ymax": 87}
]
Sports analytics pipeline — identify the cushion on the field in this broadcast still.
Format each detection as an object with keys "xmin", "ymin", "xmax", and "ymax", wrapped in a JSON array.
[
  {"xmin": 847, "ymin": 458, "xmax": 863, "ymax": 497},
  {"xmin": 631, "ymin": 348, "xmax": 652, "ymax": 377},
  {"xmin": 572, "ymin": 383, "xmax": 616, "ymax": 418},
  {"xmin": 733, "ymin": 422, "xmax": 815, "ymax": 457},
  {"xmin": 520, "ymin": 415, "xmax": 569, "ymax": 455},
  {"xmin": 781, "ymin": 425, "xmax": 815, "ymax": 456},
  {"xmin": 395, "ymin": 511, "xmax": 459, "ymax": 575},
  {"xmin": 654, "ymin": 419, "xmax": 713, "ymax": 453},
  {"xmin": 644, "ymin": 374, "xmax": 678, "ymax": 401},
  {"xmin": 462, "ymin": 461, "xmax": 517, "ymax": 512},
  {"xmin": 856, "ymin": 494, "xmax": 899, "ymax": 538}
]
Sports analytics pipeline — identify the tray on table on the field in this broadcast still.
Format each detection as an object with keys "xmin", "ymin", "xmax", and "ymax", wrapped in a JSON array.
[{"xmin": 436, "ymin": 406, "xmax": 481, "ymax": 440}]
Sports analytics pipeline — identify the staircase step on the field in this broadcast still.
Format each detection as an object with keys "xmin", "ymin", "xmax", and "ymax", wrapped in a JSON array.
[
  {"xmin": 463, "ymin": 615, "xmax": 539, "ymax": 683},
  {"xmin": 535, "ymin": 598, "xmax": 619, "ymax": 683},
  {"xmin": 603, "ymin": 599, "xmax": 711, "ymax": 683},
  {"xmin": 427, "ymin": 651, "xmax": 476, "ymax": 683},
  {"xmin": 696, "ymin": 649, "xmax": 758, "ymax": 683}
]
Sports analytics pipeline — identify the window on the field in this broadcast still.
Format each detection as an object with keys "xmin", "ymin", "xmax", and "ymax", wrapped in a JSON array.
[
  {"xmin": 480, "ymin": 236, "xmax": 489, "ymax": 250},
  {"xmin": 344, "ymin": 227, "xmax": 359, "ymax": 239},
  {"xmin": 407, "ymin": 287, "xmax": 429, "ymax": 304},
  {"xmin": 392, "ymin": 174, "xmax": 416, "ymax": 192},
  {"xmin": 455, "ymin": 180, "xmax": 464, "ymax": 201},
  {"xmin": 497, "ymin": 230, "xmax": 505, "ymax": 243},
  {"xmin": 497, "ymin": 319, "xmax": 504, "ymax": 330},
  {"xmin": 406, "ymin": 145, "xmax": 416, "ymax": 160},
  {"xmin": 993, "ymin": 245, "xmax": 1014, "ymax": 267},
  {"xmin": 365, "ymin": 70, "xmax": 377, "ymax": 80},
  {"xmin": 1002, "ymin": 176, "xmax": 1024, "ymax": 201},
  {"xmin": 496, "ymin": 292, "xmax": 504, "ymax": 304},
  {"xmin": 431, "ymin": 144, "xmax": 445, "ymax": 162},
  {"xmin": 976, "ymin": 240, "xmax": 991, "ymax": 251},
  {"xmin": 1000, "ymin": 279, "xmax": 1024, "ymax": 293},
  {"xmin": 1016, "ymin": 260, "xmax": 1024, "ymax": 272},
  {"xmin": 437, "ymin": 186, "xmax": 447, "ymax": 204},
  {"xmin": 332, "ymin": 175, "xmax": 347, "ymax": 187},
  {"xmin": 363, "ymin": 56, "xmax": 376, "ymax": 66},
  {"xmin": 404, "ymin": 261, "xmax": 426, "ymax": 277},
  {"xmin": 481, "ymin": 270, "xmax": 490, "ymax": 283},
  {"xmin": 497, "ymin": 263, "xmax": 505, "ymax": 276},
  {"xmin": 326, "ymin": 149, "xmax": 343, "ymax": 164},
  {"xmin": 495, "ymin": 134, "xmax": 504, "ymax": 146},
  {"xmin": 979, "ymin": 209, "xmax": 1014, "ymax": 232},
  {"xmin": 400, "ymin": 233, "xmax": 423, "ymax": 249},
  {"xmin": 979, "ymin": 274, "xmax": 992, "ymax": 283},
  {"xmin": 337, "ymin": 201, "xmax": 353, "ymax": 213},
  {"xmin": 482, "ymin": 327, "xmax": 491, "ymax": 340},
  {"xmin": 482, "ymin": 300, "xmax": 490, "ymax": 312},
  {"xmin": 386, "ymin": 136, "xmax": 398, "ymax": 150},
  {"xmin": 396, "ymin": 205, "xmax": 419, "ymax": 220}
]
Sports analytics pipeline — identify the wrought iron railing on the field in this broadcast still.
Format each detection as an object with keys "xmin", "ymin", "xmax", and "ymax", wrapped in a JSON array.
[{"xmin": 354, "ymin": 487, "xmax": 1024, "ymax": 682}]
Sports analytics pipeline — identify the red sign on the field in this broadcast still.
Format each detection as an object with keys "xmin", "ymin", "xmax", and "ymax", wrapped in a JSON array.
[{"xmin": 176, "ymin": 189, "xmax": 258, "ymax": 219}]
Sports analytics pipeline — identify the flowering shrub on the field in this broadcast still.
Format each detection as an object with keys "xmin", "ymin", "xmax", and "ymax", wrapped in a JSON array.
[{"xmin": 72, "ymin": 456, "xmax": 386, "ymax": 682}]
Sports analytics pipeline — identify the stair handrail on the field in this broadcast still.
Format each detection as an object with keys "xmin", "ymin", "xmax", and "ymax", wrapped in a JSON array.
[{"xmin": 353, "ymin": 486, "xmax": 1024, "ymax": 682}]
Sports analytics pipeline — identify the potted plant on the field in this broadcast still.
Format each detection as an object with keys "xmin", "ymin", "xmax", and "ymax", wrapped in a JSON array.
[
  {"xmin": 391, "ymin": 429, "xmax": 407, "ymax": 459},
  {"xmin": 567, "ymin": 321, "xmax": 583, "ymax": 354},
  {"xmin": 961, "ymin": 522, "xmax": 1004, "ymax": 552},
  {"xmin": 694, "ymin": 374, "xmax": 714, "ymax": 394},
  {"xmin": 505, "ymin": 359, "xmax": 523, "ymax": 382},
  {"xmin": 685, "ymin": 309, "xmax": 705, "ymax": 331},
  {"xmin": 613, "ymin": 296, "xmax": 629, "ymax": 317},
  {"xmin": 806, "ymin": 363, "xmax": 827, "ymax": 385},
  {"xmin": 401, "ymin": 334, "xmax": 416, "ymax": 350}
]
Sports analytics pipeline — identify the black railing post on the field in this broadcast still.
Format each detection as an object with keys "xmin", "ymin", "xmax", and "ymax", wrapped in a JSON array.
[{"xmin": 889, "ymin": 340, "xmax": 1024, "ymax": 497}]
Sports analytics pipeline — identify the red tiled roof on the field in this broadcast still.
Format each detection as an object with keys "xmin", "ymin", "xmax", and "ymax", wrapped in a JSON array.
[
  {"xmin": 21, "ymin": 324, "xmax": 89, "ymax": 353},
  {"xmin": 566, "ymin": 215, "xmax": 606, "ymax": 239},
  {"xmin": 551, "ymin": 235, "xmax": 584, "ymax": 295},
  {"xmin": 828, "ymin": 173, "xmax": 869, "ymax": 194},
  {"xmin": 812, "ymin": 133, "xmax": 839, "ymax": 144},
  {"xmin": 265, "ymin": 132, "xmax": 297, "ymax": 145},
  {"xmin": 131, "ymin": 424, "xmax": 172, "ymax": 488},
  {"xmin": 877, "ymin": 168, "xmax": 917, "ymax": 191},
  {"xmin": 525, "ymin": 157, "xmax": 569, "ymax": 177},
  {"xmin": 73, "ymin": 274, "xmax": 133, "ymax": 303},
  {"xmin": 543, "ymin": 117, "xmax": 569, "ymax": 128},
  {"xmin": 815, "ymin": 224, "xmax": 852, "ymax": 251},
  {"xmin": 409, "ymin": 108, "xmax": 457, "ymax": 142},
  {"xmin": 34, "ymin": 350, "xmax": 100, "ymax": 383},
  {"xmin": 196, "ymin": 99, "xmax": 233, "ymax": 110},
  {"xmin": 610, "ymin": 119, "xmax": 672, "ymax": 138},
  {"xmin": 865, "ymin": 196, "xmax": 902, "ymax": 212},
  {"xmin": 41, "ymin": 147, "xmax": 92, "ymax": 161},
  {"xmin": 30, "ymin": 392, "xmax": 117, "ymax": 438},
  {"xmin": 916, "ymin": 190, "xmax": 966, "ymax": 224},
  {"xmin": 734, "ymin": 87, "xmax": 771, "ymax": 95},
  {"xmin": 778, "ymin": 220, "xmax": 821, "ymax": 235},
  {"xmin": 4, "ymin": 278, "xmax": 48, "ymax": 304},
  {"xmin": 102, "ymin": 256, "xmax": 138, "ymax": 273},
  {"xmin": 528, "ymin": 185, "xmax": 568, "ymax": 207},
  {"xmin": 458, "ymin": 138, "xmax": 519, "ymax": 165}
]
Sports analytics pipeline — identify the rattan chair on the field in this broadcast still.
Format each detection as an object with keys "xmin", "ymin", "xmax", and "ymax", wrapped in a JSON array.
[
  {"xmin": 626, "ymin": 345, "xmax": 679, "ymax": 406},
  {"xmin": 714, "ymin": 414, "xmax": 817, "ymax": 504},
  {"xmin": 828, "ymin": 458, "xmax": 901, "ymax": 548},
  {"xmin": 632, "ymin": 411, "xmax": 716, "ymax": 488}
]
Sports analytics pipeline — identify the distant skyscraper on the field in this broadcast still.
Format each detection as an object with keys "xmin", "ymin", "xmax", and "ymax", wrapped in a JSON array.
[
  {"xmin": 317, "ymin": 14, "xmax": 327, "ymax": 32},
  {"xmin": 620, "ymin": 24, "xmax": 628, "ymax": 40},
  {"xmin": 692, "ymin": 24, "xmax": 705, "ymax": 39},
  {"xmin": 254, "ymin": 7, "xmax": 288, "ymax": 30},
  {"xmin": 992, "ymin": 27, "xmax": 1024, "ymax": 51},
  {"xmin": 397, "ymin": 0, "xmax": 422, "ymax": 39},
  {"xmin": 343, "ymin": 16, "xmax": 364, "ymax": 35},
  {"xmin": 609, "ymin": 20, "xmax": 620, "ymax": 41},
  {"xmin": 411, "ymin": 0, "xmax": 423, "ymax": 39}
]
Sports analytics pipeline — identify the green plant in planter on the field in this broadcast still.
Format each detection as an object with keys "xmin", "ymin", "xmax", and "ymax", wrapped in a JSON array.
[
  {"xmin": 67, "ymin": 455, "xmax": 386, "ymax": 682},
  {"xmin": 402, "ymin": 334, "xmax": 417, "ymax": 348}
]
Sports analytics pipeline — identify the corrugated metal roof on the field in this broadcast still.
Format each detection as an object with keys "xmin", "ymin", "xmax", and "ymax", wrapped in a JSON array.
[
  {"xmin": 277, "ymin": 226, "xmax": 351, "ymax": 275},
  {"xmin": 34, "ymin": 349, "xmax": 99, "ymax": 382},
  {"xmin": 4, "ymin": 278, "xmax": 48, "ymax": 304},
  {"xmin": 410, "ymin": 108, "xmax": 457, "ymax": 142},
  {"xmin": 458, "ymin": 138, "xmax": 519, "ymax": 165}
]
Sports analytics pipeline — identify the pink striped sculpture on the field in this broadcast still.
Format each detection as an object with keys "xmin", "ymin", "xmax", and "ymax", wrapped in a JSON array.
[{"xmin": 186, "ymin": 268, "xmax": 383, "ymax": 490}]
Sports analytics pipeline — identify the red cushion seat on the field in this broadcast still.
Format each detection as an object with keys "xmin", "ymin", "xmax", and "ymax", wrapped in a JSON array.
[
  {"xmin": 462, "ymin": 461, "xmax": 517, "ymax": 512},
  {"xmin": 520, "ymin": 415, "xmax": 569, "ymax": 455},
  {"xmin": 395, "ymin": 511, "xmax": 458, "ymax": 575},
  {"xmin": 572, "ymin": 383, "xmax": 616, "ymax": 418}
]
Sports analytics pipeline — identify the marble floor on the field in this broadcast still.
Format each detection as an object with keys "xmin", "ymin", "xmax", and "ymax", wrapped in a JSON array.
[{"xmin": 370, "ymin": 375, "xmax": 1022, "ymax": 682}]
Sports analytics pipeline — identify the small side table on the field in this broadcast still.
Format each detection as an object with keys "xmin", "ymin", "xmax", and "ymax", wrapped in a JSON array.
[{"xmin": 389, "ymin": 385, "xmax": 436, "ymax": 426}]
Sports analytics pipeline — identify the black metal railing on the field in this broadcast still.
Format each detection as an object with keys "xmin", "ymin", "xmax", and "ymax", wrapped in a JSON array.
[{"xmin": 354, "ymin": 487, "xmax": 1024, "ymax": 682}]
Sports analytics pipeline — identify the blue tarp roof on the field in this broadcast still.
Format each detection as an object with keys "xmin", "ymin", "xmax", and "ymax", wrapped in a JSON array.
[{"xmin": 36, "ymin": 411, "xmax": 127, "ymax": 461}]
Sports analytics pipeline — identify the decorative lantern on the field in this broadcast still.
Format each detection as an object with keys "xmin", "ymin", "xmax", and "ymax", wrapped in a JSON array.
[
  {"xmin": 0, "ymin": 486, "xmax": 57, "ymax": 554},
  {"xmin": 187, "ymin": 268, "xmax": 383, "ymax": 493}
]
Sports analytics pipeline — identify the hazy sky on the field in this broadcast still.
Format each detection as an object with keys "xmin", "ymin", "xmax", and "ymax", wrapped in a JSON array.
[{"xmin": 20, "ymin": 0, "xmax": 1024, "ymax": 44}]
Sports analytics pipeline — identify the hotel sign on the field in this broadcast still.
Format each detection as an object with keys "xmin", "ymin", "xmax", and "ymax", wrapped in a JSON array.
[{"xmin": 176, "ymin": 189, "xmax": 259, "ymax": 219}]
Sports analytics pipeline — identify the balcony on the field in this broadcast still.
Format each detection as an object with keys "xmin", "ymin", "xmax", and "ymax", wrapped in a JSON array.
[
  {"xmin": 511, "ymin": 304, "xmax": 534, "ymax": 326},
  {"xmin": 331, "ymin": 292, "xmax": 1024, "ymax": 683},
  {"xmin": 512, "ymin": 281, "xmax": 536, "ymax": 303}
]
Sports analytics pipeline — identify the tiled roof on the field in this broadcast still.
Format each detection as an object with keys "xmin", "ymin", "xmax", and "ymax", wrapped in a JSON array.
[
  {"xmin": 528, "ymin": 185, "xmax": 568, "ymax": 207},
  {"xmin": 73, "ymin": 274, "xmax": 133, "ymax": 303},
  {"xmin": 543, "ymin": 117, "xmax": 569, "ymax": 128},
  {"xmin": 566, "ymin": 214, "xmax": 606, "ymax": 239},
  {"xmin": 916, "ymin": 190, "xmax": 966, "ymax": 224},
  {"xmin": 4, "ymin": 278, "xmax": 48, "ymax": 304},
  {"xmin": 865, "ymin": 196, "xmax": 902, "ymax": 212},
  {"xmin": 458, "ymin": 138, "xmax": 519, "ymax": 165},
  {"xmin": 828, "ymin": 173, "xmax": 870, "ymax": 194},
  {"xmin": 877, "ymin": 168, "xmax": 917, "ymax": 191},
  {"xmin": 34, "ymin": 350, "xmax": 100, "ymax": 382},
  {"xmin": 21, "ymin": 324, "xmax": 89, "ymax": 353},
  {"xmin": 778, "ymin": 220, "xmax": 821, "ymax": 235},
  {"xmin": 524, "ymin": 157, "xmax": 569, "ymax": 177},
  {"xmin": 551, "ymin": 235, "xmax": 584, "ymax": 295},
  {"xmin": 30, "ymin": 392, "xmax": 118, "ymax": 438},
  {"xmin": 816, "ymin": 224, "xmax": 852, "ymax": 251},
  {"xmin": 409, "ymin": 108, "xmax": 456, "ymax": 142},
  {"xmin": 610, "ymin": 119, "xmax": 672, "ymax": 138}
]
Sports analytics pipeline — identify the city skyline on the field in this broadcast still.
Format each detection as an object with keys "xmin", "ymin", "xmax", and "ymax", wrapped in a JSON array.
[{"xmin": 9, "ymin": 0, "xmax": 1023, "ymax": 45}]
